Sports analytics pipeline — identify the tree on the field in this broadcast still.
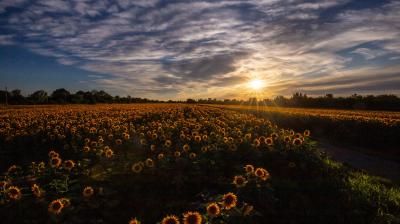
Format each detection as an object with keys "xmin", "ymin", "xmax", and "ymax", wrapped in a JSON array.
[
  {"xmin": 29, "ymin": 90, "xmax": 48, "ymax": 104},
  {"xmin": 51, "ymin": 88, "xmax": 71, "ymax": 103}
]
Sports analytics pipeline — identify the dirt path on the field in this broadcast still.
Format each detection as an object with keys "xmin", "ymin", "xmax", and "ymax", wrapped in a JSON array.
[{"xmin": 318, "ymin": 141, "xmax": 400, "ymax": 182}]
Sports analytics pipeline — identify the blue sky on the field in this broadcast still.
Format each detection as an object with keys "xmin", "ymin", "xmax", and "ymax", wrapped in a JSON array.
[{"xmin": 0, "ymin": 0, "xmax": 399, "ymax": 100}]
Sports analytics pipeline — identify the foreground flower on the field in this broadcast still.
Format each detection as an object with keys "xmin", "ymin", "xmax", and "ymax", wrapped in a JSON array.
[
  {"xmin": 255, "ymin": 168, "xmax": 270, "ymax": 181},
  {"xmin": 50, "ymin": 157, "xmax": 62, "ymax": 168},
  {"xmin": 233, "ymin": 175, "xmax": 247, "ymax": 188},
  {"xmin": 129, "ymin": 218, "xmax": 141, "ymax": 224},
  {"xmin": 161, "ymin": 215, "xmax": 180, "ymax": 224},
  {"xmin": 8, "ymin": 186, "xmax": 22, "ymax": 200},
  {"xmin": 206, "ymin": 203, "xmax": 220, "ymax": 217},
  {"xmin": 183, "ymin": 211, "xmax": 202, "ymax": 224},
  {"xmin": 83, "ymin": 186, "xmax": 94, "ymax": 197},
  {"xmin": 221, "ymin": 192, "xmax": 237, "ymax": 210},
  {"xmin": 48, "ymin": 199, "xmax": 64, "ymax": 214}
]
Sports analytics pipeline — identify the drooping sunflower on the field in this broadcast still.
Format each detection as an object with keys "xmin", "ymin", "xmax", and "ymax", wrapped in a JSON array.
[
  {"xmin": 161, "ymin": 215, "xmax": 180, "ymax": 224},
  {"xmin": 183, "ymin": 211, "xmax": 202, "ymax": 224},
  {"xmin": 63, "ymin": 160, "xmax": 75, "ymax": 171},
  {"xmin": 31, "ymin": 184, "xmax": 43, "ymax": 198},
  {"xmin": 48, "ymin": 199, "xmax": 64, "ymax": 215},
  {"xmin": 206, "ymin": 202, "xmax": 220, "ymax": 217},
  {"xmin": 83, "ymin": 186, "xmax": 94, "ymax": 197},
  {"xmin": 129, "ymin": 217, "xmax": 141, "ymax": 224},
  {"xmin": 221, "ymin": 192, "xmax": 237, "ymax": 210},
  {"xmin": 132, "ymin": 163, "xmax": 143, "ymax": 173},
  {"xmin": 8, "ymin": 186, "xmax": 22, "ymax": 200},
  {"xmin": 233, "ymin": 175, "xmax": 247, "ymax": 188}
]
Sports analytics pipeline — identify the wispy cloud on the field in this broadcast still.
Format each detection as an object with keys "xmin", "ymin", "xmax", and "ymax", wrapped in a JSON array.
[{"xmin": 0, "ymin": 0, "xmax": 399, "ymax": 99}]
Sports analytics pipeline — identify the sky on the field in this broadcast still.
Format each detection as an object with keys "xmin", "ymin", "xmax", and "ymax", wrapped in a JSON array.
[{"xmin": 0, "ymin": 0, "xmax": 400, "ymax": 100}]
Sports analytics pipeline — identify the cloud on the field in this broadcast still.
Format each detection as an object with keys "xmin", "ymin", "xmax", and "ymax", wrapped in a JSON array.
[{"xmin": 0, "ymin": 0, "xmax": 400, "ymax": 98}]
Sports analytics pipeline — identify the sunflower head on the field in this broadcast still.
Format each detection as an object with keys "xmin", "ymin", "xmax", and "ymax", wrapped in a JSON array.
[
  {"xmin": 63, "ymin": 160, "xmax": 75, "ymax": 171},
  {"xmin": 183, "ymin": 211, "xmax": 202, "ymax": 224},
  {"xmin": 233, "ymin": 175, "xmax": 247, "ymax": 188},
  {"xmin": 8, "ymin": 186, "xmax": 22, "ymax": 200},
  {"xmin": 244, "ymin": 165, "xmax": 254, "ymax": 174},
  {"xmin": 183, "ymin": 144, "xmax": 190, "ymax": 152},
  {"xmin": 145, "ymin": 158, "xmax": 154, "ymax": 168},
  {"xmin": 303, "ymin": 130, "xmax": 311, "ymax": 137},
  {"xmin": 293, "ymin": 138, "xmax": 303, "ymax": 146},
  {"xmin": 129, "ymin": 218, "xmax": 141, "ymax": 224},
  {"xmin": 157, "ymin": 153, "xmax": 165, "ymax": 160},
  {"xmin": 50, "ymin": 157, "xmax": 62, "ymax": 168},
  {"xmin": 161, "ymin": 215, "xmax": 180, "ymax": 224},
  {"xmin": 105, "ymin": 148, "xmax": 114, "ymax": 158},
  {"xmin": 31, "ymin": 184, "xmax": 43, "ymax": 198},
  {"xmin": 132, "ymin": 163, "xmax": 143, "ymax": 173},
  {"xmin": 221, "ymin": 192, "xmax": 237, "ymax": 210},
  {"xmin": 48, "ymin": 199, "xmax": 64, "ymax": 215},
  {"xmin": 265, "ymin": 137, "xmax": 273, "ymax": 146},
  {"xmin": 83, "ymin": 186, "xmax": 94, "ymax": 197},
  {"xmin": 206, "ymin": 203, "xmax": 220, "ymax": 217}
]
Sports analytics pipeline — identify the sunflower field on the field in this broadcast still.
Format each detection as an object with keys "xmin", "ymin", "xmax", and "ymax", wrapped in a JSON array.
[
  {"xmin": 0, "ymin": 104, "xmax": 399, "ymax": 224},
  {"xmin": 214, "ymin": 104, "xmax": 400, "ymax": 153}
]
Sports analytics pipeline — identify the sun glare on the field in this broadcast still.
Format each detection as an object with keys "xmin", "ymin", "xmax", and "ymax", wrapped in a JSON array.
[{"xmin": 248, "ymin": 79, "xmax": 265, "ymax": 90}]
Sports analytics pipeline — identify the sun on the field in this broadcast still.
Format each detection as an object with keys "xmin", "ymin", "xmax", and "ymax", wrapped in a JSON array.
[{"xmin": 248, "ymin": 79, "xmax": 265, "ymax": 90}]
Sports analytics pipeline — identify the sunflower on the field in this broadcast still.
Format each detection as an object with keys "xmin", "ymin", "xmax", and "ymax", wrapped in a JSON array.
[
  {"xmin": 129, "ymin": 218, "xmax": 141, "ymax": 224},
  {"xmin": 150, "ymin": 144, "xmax": 157, "ymax": 151},
  {"xmin": 7, "ymin": 165, "xmax": 18, "ymax": 174},
  {"xmin": 0, "ymin": 180, "xmax": 10, "ymax": 189},
  {"xmin": 83, "ymin": 186, "xmax": 94, "ymax": 197},
  {"xmin": 265, "ymin": 137, "xmax": 273, "ymax": 146},
  {"xmin": 145, "ymin": 158, "xmax": 154, "ymax": 168},
  {"xmin": 183, "ymin": 144, "xmax": 190, "ymax": 152},
  {"xmin": 304, "ymin": 130, "xmax": 311, "ymax": 137},
  {"xmin": 183, "ymin": 211, "xmax": 202, "ymax": 224},
  {"xmin": 161, "ymin": 215, "xmax": 180, "ymax": 224},
  {"xmin": 48, "ymin": 150, "xmax": 59, "ymax": 158},
  {"xmin": 50, "ymin": 157, "xmax": 62, "ymax": 168},
  {"xmin": 244, "ymin": 165, "xmax": 254, "ymax": 174},
  {"xmin": 8, "ymin": 186, "xmax": 22, "ymax": 200},
  {"xmin": 157, "ymin": 153, "xmax": 165, "ymax": 160},
  {"xmin": 59, "ymin": 197, "xmax": 71, "ymax": 207},
  {"xmin": 83, "ymin": 146, "xmax": 90, "ymax": 152},
  {"xmin": 284, "ymin": 136, "xmax": 291, "ymax": 143},
  {"xmin": 105, "ymin": 148, "xmax": 114, "ymax": 158},
  {"xmin": 132, "ymin": 163, "xmax": 143, "ymax": 173},
  {"xmin": 221, "ymin": 192, "xmax": 237, "ymax": 210},
  {"xmin": 293, "ymin": 138, "xmax": 303, "ymax": 146},
  {"xmin": 189, "ymin": 152, "xmax": 197, "ymax": 159},
  {"xmin": 165, "ymin": 140, "xmax": 172, "ymax": 148},
  {"xmin": 233, "ymin": 175, "xmax": 247, "ymax": 188},
  {"xmin": 206, "ymin": 203, "xmax": 220, "ymax": 217},
  {"xmin": 63, "ymin": 160, "xmax": 75, "ymax": 171},
  {"xmin": 253, "ymin": 139, "xmax": 260, "ymax": 147},
  {"xmin": 116, "ymin": 139, "xmax": 123, "ymax": 145},
  {"xmin": 194, "ymin": 135, "xmax": 202, "ymax": 142},
  {"xmin": 174, "ymin": 151, "xmax": 181, "ymax": 158},
  {"xmin": 48, "ymin": 199, "xmax": 64, "ymax": 215},
  {"xmin": 255, "ymin": 168, "xmax": 270, "ymax": 181},
  {"xmin": 31, "ymin": 184, "xmax": 43, "ymax": 198}
]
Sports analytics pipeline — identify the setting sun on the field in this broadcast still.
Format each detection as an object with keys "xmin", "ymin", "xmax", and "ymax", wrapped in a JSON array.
[{"xmin": 248, "ymin": 79, "xmax": 265, "ymax": 90}]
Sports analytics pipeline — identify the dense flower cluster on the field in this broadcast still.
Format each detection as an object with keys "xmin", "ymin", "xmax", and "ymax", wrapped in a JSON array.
[{"xmin": 0, "ymin": 104, "xmax": 310, "ymax": 222}]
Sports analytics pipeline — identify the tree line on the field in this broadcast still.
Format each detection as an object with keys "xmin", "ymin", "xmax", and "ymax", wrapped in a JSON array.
[{"xmin": 1, "ymin": 88, "xmax": 399, "ymax": 111}]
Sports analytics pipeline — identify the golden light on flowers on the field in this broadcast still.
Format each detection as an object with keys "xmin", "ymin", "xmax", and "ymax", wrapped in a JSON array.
[
  {"xmin": 233, "ymin": 175, "xmax": 247, "ymax": 188},
  {"xmin": 161, "ymin": 215, "xmax": 180, "ymax": 224},
  {"xmin": 129, "ymin": 218, "xmax": 141, "ymax": 224},
  {"xmin": 206, "ymin": 203, "xmax": 220, "ymax": 217},
  {"xmin": 8, "ymin": 186, "xmax": 22, "ymax": 200},
  {"xmin": 83, "ymin": 186, "xmax": 94, "ymax": 197},
  {"xmin": 221, "ymin": 192, "xmax": 237, "ymax": 210},
  {"xmin": 48, "ymin": 199, "xmax": 64, "ymax": 215},
  {"xmin": 248, "ymin": 79, "xmax": 265, "ymax": 90},
  {"xmin": 182, "ymin": 211, "xmax": 202, "ymax": 224}
]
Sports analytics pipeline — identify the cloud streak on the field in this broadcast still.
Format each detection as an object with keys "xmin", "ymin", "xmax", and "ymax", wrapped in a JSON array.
[{"xmin": 0, "ymin": 0, "xmax": 399, "ymax": 99}]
